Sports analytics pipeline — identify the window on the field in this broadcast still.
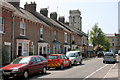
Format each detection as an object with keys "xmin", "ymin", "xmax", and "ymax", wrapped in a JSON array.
[
  {"xmin": 112, "ymin": 38, "xmax": 114, "ymax": 42},
  {"xmin": 40, "ymin": 57, "xmax": 47, "ymax": 61},
  {"xmin": 64, "ymin": 32, "xmax": 67, "ymax": 43},
  {"xmin": 20, "ymin": 21, "xmax": 25, "ymax": 36},
  {"xmin": 29, "ymin": 45, "xmax": 34, "ymax": 55},
  {"xmin": 40, "ymin": 28, "xmax": 43, "ymax": 39},
  {"xmin": 112, "ymin": 43, "xmax": 114, "ymax": 46},
  {"xmin": 30, "ymin": 57, "xmax": 36, "ymax": 64},
  {"xmin": 72, "ymin": 35, "xmax": 74, "ymax": 41},
  {"xmin": 54, "ymin": 31, "xmax": 57, "ymax": 40},
  {"xmin": 36, "ymin": 57, "xmax": 42, "ymax": 63},
  {"xmin": 0, "ymin": 17, "xmax": 4, "ymax": 33}
]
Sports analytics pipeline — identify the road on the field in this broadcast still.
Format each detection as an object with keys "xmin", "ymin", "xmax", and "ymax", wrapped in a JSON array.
[{"xmin": 25, "ymin": 57, "xmax": 119, "ymax": 80}]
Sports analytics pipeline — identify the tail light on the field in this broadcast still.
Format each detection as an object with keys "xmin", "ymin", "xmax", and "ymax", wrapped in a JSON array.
[{"xmin": 113, "ymin": 56, "xmax": 115, "ymax": 58}]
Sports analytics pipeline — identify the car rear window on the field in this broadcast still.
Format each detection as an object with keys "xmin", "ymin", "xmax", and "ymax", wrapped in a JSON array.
[
  {"xmin": 47, "ymin": 55, "xmax": 58, "ymax": 59},
  {"xmin": 105, "ymin": 53, "xmax": 114, "ymax": 56},
  {"xmin": 40, "ymin": 56, "xmax": 47, "ymax": 61}
]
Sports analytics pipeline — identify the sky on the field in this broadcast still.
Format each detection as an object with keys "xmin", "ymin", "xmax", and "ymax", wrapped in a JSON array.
[{"xmin": 20, "ymin": 0, "xmax": 119, "ymax": 34}]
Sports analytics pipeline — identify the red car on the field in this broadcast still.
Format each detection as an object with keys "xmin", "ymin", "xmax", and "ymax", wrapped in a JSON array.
[
  {"xmin": 46, "ymin": 54, "xmax": 72, "ymax": 69},
  {"xmin": 1, "ymin": 56, "xmax": 48, "ymax": 79}
]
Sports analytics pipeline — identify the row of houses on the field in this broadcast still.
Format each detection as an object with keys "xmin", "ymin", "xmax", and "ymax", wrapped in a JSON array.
[{"xmin": 0, "ymin": 0, "xmax": 88, "ymax": 64}]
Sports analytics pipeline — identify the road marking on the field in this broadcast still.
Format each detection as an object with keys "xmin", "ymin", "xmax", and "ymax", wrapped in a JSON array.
[
  {"xmin": 83, "ymin": 64, "xmax": 108, "ymax": 80},
  {"xmin": 103, "ymin": 63, "xmax": 116, "ymax": 79}
]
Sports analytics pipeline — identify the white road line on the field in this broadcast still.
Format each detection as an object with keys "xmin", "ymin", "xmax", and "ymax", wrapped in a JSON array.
[
  {"xmin": 103, "ymin": 63, "xmax": 116, "ymax": 79},
  {"xmin": 83, "ymin": 64, "xmax": 108, "ymax": 80}
]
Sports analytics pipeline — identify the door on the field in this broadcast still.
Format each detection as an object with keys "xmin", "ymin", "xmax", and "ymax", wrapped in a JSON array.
[
  {"xmin": 5, "ymin": 45, "xmax": 11, "ymax": 63},
  {"xmin": 63, "ymin": 55, "xmax": 69, "ymax": 67},
  {"xmin": 28, "ymin": 57, "xmax": 38, "ymax": 74}
]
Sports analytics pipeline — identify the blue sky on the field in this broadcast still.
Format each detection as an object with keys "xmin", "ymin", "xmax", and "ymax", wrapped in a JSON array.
[{"xmin": 20, "ymin": 0, "xmax": 119, "ymax": 34}]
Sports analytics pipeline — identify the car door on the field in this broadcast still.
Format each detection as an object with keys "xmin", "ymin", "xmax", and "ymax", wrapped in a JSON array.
[
  {"xmin": 36, "ymin": 57, "xmax": 43, "ymax": 72},
  {"xmin": 63, "ymin": 55, "xmax": 69, "ymax": 67},
  {"xmin": 28, "ymin": 57, "xmax": 38, "ymax": 74}
]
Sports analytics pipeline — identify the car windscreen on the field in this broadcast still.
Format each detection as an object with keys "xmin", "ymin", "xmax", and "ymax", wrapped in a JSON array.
[
  {"xmin": 11, "ymin": 57, "xmax": 31, "ymax": 64},
  {"xmin": 47, "ymin": 56, "xmax": 58, "ymax": 59},
  {"xmin": 105, "ymin": 53, "xmax": 114, "ymax": 56},
  {"xmin": 66, "ymin": 53, "xmax": 76, "ymax": 57}
]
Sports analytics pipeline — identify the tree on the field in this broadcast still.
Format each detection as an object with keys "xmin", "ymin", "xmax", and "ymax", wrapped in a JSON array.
[{"xmin": 89, "ymin": 23, "xmax": 110, "ymax": 50}]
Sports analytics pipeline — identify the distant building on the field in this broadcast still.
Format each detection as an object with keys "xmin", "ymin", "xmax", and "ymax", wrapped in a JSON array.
[
  {"xmin": 118, "ymin": 1, "xmax": 120, "ymax": 33},
  {"xmin": 106, "ymin": 33, "xmax": 120, "ymax": 53},
  {"xmin": 69, "ymin": 10, "xmax": 82, "ymax": 31}
]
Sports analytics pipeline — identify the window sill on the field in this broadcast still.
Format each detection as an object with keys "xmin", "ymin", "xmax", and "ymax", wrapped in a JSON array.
[
  {"xmin": 0, "ymin": 31, "xmax": 5, "ymax": 34},
  {"xmin": 20, "ymin": 34, "xmax": 25, "ymax": 36},
  {"xmin": 40, "ymin": 38, "xmax": 43, "ymax": 40}
]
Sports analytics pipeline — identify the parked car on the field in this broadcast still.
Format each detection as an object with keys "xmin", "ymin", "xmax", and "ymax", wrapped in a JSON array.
[
  {"xmin": 46, "ymin": 54, "xmax": 72, "ymax": 69},
  {"xmin": 1, "ymin": 56, "xmax": 48, "ymax": 79},
  {"xmin": 97, "ymin": 51, "xmax": 104, "ymax": 58},
  {"xmin": 66, "ymin": 51, "xmax": 82, "ymax": 66},
  {"xmin": 118, "ymin": 50, "xmax": 120, "ymax": 55},
  {"xmin": 103, "ymin": 52, "xmax": 117, "ymax": 63}
]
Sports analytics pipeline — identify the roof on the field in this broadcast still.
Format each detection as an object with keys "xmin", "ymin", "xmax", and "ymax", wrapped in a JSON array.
[
  {"xmin": 30, "ymin": 11, "xmax": 63, "ymax": 30},
  {"xmin": 0, "ymin": 1, "xmax": 48, "ymax": 26},
  {"xmin": 106, "ymin": 34, "xmax": 115, "ymax": 37}
]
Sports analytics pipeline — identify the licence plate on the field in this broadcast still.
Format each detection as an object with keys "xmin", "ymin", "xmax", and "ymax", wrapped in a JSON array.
[
  {"xmin": 106, "ymin": 57, "xmax": 110, "ymax": 58},
  {"xmin": 3, "ymin": 72, "xmax": 10, "ymax": 75}
]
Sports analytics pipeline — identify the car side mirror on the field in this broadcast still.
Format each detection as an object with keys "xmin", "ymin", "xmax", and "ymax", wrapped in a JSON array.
[
  {"xmin": 30, "ymin": 62, "xmax": 33, "ymax": 65},
  {"xmin": 67, "ymin": 57, "xmax": 69, "ymax": 59}
]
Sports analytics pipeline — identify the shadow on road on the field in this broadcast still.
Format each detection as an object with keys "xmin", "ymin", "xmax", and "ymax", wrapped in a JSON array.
[{"xmin": 6, "ymin": 73, "xmax": 51, "ymax": 80}]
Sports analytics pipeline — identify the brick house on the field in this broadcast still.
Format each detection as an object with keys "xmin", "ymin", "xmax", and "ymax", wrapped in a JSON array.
[{"xmin": 1, "ymin": 0, "xmax": 88, "ymax": 63}]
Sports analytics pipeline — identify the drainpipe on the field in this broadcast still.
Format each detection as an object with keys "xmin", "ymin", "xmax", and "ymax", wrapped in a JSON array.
[
  {"xmin": 0, "ymin": 34, "xmax": 2, "ymax": 79},
  {"xmin": 70, "ymin": 33, "xmax": 71, "ymax": 51},
  {"xmin": 11, "ymin": 14, "xmax": 15, "ymax": 61}
]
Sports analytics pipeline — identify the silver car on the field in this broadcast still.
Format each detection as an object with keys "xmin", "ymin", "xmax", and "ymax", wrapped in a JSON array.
[
  {"xmin": 66, "ymin": 51, "xmax": 82, "ymax": 66},
  {"xmin": 103, "ymin": 52, "xmax": 117, "ymax": 63}
]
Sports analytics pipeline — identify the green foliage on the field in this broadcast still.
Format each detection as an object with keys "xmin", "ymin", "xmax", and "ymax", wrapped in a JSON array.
[{"xmin": 89, "ymin": 23, "xmax": 110, "ymax": 50}]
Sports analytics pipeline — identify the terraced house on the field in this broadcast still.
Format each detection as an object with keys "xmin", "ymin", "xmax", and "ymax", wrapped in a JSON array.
[{"xmin": 0, "ymin": 0, "xmax": 88, "ymax": 64}]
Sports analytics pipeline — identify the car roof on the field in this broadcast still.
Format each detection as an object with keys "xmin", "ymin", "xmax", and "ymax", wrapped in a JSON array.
[
  {"xmin": 105, "ymin": 52, "xmax": 114, "ymax": 54},
  {"xmin": 48, "ymin": 54, "xmax": 64, "ymax": 56},
  {"xmin": 18, "ymin": 56, "xmax": 43, "ymax": 58},
  {"xmin": 66, "ymin": 51, "xmax": 80, "ymax": 54}
]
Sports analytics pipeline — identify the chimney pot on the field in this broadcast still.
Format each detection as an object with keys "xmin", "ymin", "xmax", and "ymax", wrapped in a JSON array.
[
  {"xmin": 24, "ymin": 2, "xmax": 36, "ymax": 12},
  {"xmin": 58, "ymin": 16, "xmax": 65, "ymax": 23},
  {"xmin": 40, "ymin": 8, "xmax": 48, "ymax": 17},
  {"xmin": 50, "ymin": 12, "xmax": 57, "ymax": 21}
]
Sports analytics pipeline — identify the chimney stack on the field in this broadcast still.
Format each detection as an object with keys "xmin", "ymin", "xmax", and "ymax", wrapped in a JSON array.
[
  {"xmin": 58, "ymin": 16, "xmax": 65, "ymax": 23},
  {"xmin": 40, "ymin": 8, "xmax": 48, "ymax": 17},
  {"xmin": 5, "ymin": 0, "xmax": 20, "ymax": 7},
  {"xmin": 24, "ymin": 2, "xmax": 36, "ymax": 12},
  {"xmin": 50, "ymin": 12, "xmax": 57, "ymax": 21}
]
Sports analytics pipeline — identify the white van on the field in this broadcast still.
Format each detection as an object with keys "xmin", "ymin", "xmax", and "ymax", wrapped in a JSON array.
[{"xmin": 66, "ymin": 51, "xmax": 82, "ymax": 65}]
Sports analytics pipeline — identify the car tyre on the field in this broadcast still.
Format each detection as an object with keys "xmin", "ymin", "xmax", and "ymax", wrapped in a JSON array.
[
  {"xmin": 103, "ymin": 61, "xmax": 105, "ymax": 63},
  {"xmin": 42, "ymin": 67, "xmax": 47, "ymax": 74},
  {"xmin": 69, "ymin": 62, "xmax": 72, "ymax": 67},
  {"xmin": 23, "ymin": 70, "xmax": 29, "ymax": 79},
  {"xmin": 79, "ymin": 60, "xmax": 82, "ymax": 64},
  {"xmin": 74, "ymin": 61, "xmax": 77, "ymax": 66},
  {"xmin": 60, "ymin": 64, "xmax": 64, "ymax": 70},
  {"xmin": 3, "ymin": 75, "xmax": 9, "ymax": 80}
]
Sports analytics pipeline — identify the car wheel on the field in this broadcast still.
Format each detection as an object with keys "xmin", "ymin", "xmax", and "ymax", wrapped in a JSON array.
[
  {"xmin": 60, "ymin": 64, "xmax": 64, "ymax": 70},
  {"xmin": 79, "ymin": 60, "xmax": 82, "ymax": 64},
  {"xmin": 23, "ymin": 70, "xmax": 29, "ymax": 79},
  {"xmin": 103, "ymin": 61, "xmax": 105, "ymax": 63},
  {"xmin": 74, "ymin": 61, "xmax": 77, "ymax": 66},
  {"xmin": 3, "ymin": 75, "xmax": 9, "ymax": 80},
  {"xmin": 69, "ymin": 62, "xmax": 72, "ymax": 67},
  {"xmin": 42, "ymin": 67, "xmax": 47, "ymax": 74}
]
